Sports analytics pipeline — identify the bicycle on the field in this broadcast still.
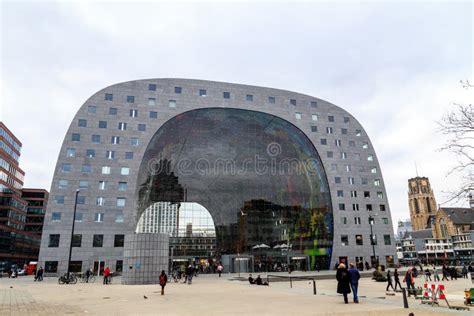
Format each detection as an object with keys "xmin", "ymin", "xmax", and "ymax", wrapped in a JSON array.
[
  {"xmin": 58, "ymin": 272, "xmax": 77, "ymax": 285},
  {"xmin": 79, "ymin": 272, "xmax": 96, "ymax": 283}
]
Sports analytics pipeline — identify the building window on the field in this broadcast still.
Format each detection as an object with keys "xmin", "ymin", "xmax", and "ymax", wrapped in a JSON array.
[
  {"xmin": 199, "ymin": 89, "xmax": 207, "ymax": 97},
  {"xmin": 341, "ymin": 235, "xmax": 349, "ymax": 246},
  {"xmin": 117, "ymin": 198, "xmax": 126, "ymax": 207},
  {"xmin": 352, "ymin": 203, "xmax": 359, "ymax": 211},
  {"xmin": 366, "ymin": 204, "xmax": 373, "ymax": 211},
  {"xmin": 130, "ymin": 138, "xmax": 139, "ymax": 146},
  {"xmin": 340, "ymin": 152, "xmax": 347, "ymax": 160},
  {"xmin": 371, "ymin": 234, "xmax": 377, "ymax": 245},
  {"xmin": 311, "ymin": 126, "xmax": 318, "ymax": 132},
  {"xmin": 58, "ymin": 180, "xmax": 68, "ymax": 189},
  {"xmin": 320, "ymin": 138, "xmax": 327, "ymax": 145},
  {"xmin": 354, "ymin": 153, "xmax": 361, "ymax": 161},
  {"xmin": 384, "ymin": 235, "xmax": 391, "ymax": 245},
  {"xmin": 337, "ymin": 190, "xmax": 344, "ymax": 197},
  {"xmin": 246, "ymin": 94, "xmax": 253, "ymax": 101},
  {"xmin": 71, "ymin": 134, "xmax": 80, "ymax": 142},
  {"xmin": 111, "ymin": 136, "xmax": 120, "ymax": 144},
  {"xmin": 72, "ymin": 234, "xmax": 82, "ymax": 247},
  {"xmin": 127, "ymin": 96, "xmax": 135, "ymax": 103},
  {"xmin": 88, "ymin": 105, "xmax": 97, "ymax": 113},
  {"xmin": 362, "ymin": 142, "xmax": 369, "ymax": 149},
  {"xmin": 118, "ymin": 122, "xmax": 127, "ymax": 131},
  {"xmin": 364, "ymin": 191, "xmax": 370, "ymax": 198},
  {"xmin": 138, "ymin": 124, "xmax": 146, "ymax": 132},
  {"xmin": 355, "ymin": 129, "xmax": 362, "ymax": 137},
  {"xmin": 45, "ymin": 261, "xmax": 58, "ymax": 273},
  {"xmin": 341, "ymin": 128, "xmax": 348, "ymax": 135},
  {"xmin": 335, "ymin": 177, "xmax": 341, "ymax": 184},
  {"xmin": 116, "ymin": 260, "xmax": 123, "ymax": 272},
  {"xmin": 51, "ymin": 212, "xmax": 61, "ymax": 222},
  {"xmin": 350, "ymin": 190, "xmax": 357, "ymax": 198},
  {"xmin": 54, "ymin": 196, "xmax": 64, "ymax": 204},
  {"xmin": 380, "ymin": 204, "xmax": 386, "ymax": 211},
  {"xmin": 335, "ymin": 139, "xmax": 341, "ymax": 147},
  {"xmin": 331, "ymin": 164, "xmax": 338, "ymax": 171},
  {"xmin": 344, "ymin": 117, "xmax": 350, "ymax": 123},
  {"xmin": 268, "ymin": 96, "xmax": 275, "ymax": 104},
  {"xmin": 374, "ymin": 179, "xmax": 381, "ymax": 186},
  {"xmin": 341, "ymin": 217, "xmax": 347, "ymax": 225},
  {"xmin": 377, "ymin": 192, "xmax": 384, "ymax": 199},
  {"xmin": 223, "ymin": 92, "xmax": 230, "ymax": 99},
  {"xmin": 86, "ymin": 149, "xmax": 95, "ymax": 158},
  {"xmin": 66, "ymin": 148, "xmax": 76, "ymax": 157},
  {"xmin": 98, "ymin": 121, "xmax": 107, "ymax": 129},
  {"xmin": 92, "ymin": 135, "xmax": 101, "ymax": 143},
  {"xmin": 114, "ymin": 234, "xmax": 125, "ymax": 247},
  {"xmin": 94, "ymin": 213, "xmax": 104, "ymax": 223},
  {"xmin": 325, "ymin": 151, "xmax": 332, "ymax": 158},
  {"xmin": 120, "ymin": 167, "xmax": 130, "ymax": 175},
  {"xmin": 48, "ymin": 234, "xmax": 60, "ymax": 247},
  {"xmin": 78, "ymin": 119, "xmax": 87, "ymax": 127},
  {"xmin": 354, "ymin": 217, "xmax": 361, "ymax": 225},
  {"xmin": 361, "ymin": 178, "xmax": 368, "ymax": 185},
  {"xmin": 148, "ymin": 98, "xmax": 156, "ymax": 106},
  {"xmin": 294, "ymin": 112, "xmax": 302, "ymax": 120},
  {"xmin": 149, "ymin": 111, "xmax": 158, "ymax": 119},
  {"xmin": 125, "ymin": 152, "xmax": 134, "ymax": 160},
  {"xmin": 93, "ymin": 234, "xmax": 104, "ymax": 247},
  {"xmin": 382, "ymin": 218, "xmax": 389, "ymax": 225},
  {"xmin": 105, "ymin": 93, "xmax": 113, "ymax": 101},
  {"xmin": 328, "ymin": 115, "xmax": 334, "ymax": 122},
  {"xmin": 99, "ymin": 181, "xmax": 107, "ymax": 190},
  {"xmin": 311, "ymin": 101, "xmax": 317, "ymax": 108},
  {"xmin": 82, "ymin": 165, "xmax": 92, "ymax": 173},
  {"xmin": 106, "ymin": 150, "xmax": 115, "ymax": 159},
  {"xmin": 367, "ymin": 154, "xmax": 374, "ymax": 161},
  {"xmin": 115, "ymin": 212, "xmax": 124, "ymax": 223},
  {"xmin": 79, "ymin": 180, "xmax": 88, "ymax": 188},
  {"xmin": 129, "ymin": 109, "xmax": 138, "ymax": 117},
  {"xmin": 349, "ymin": 140, "xmax": 355, "ymax": 147},
  {"xmin": 345, "ymin": 165, "xmax": 351, "ymax": 172},
  {"xmin": 356, "ymin": 235, "xmax": 363, "ymax": 245},
  {"xmin": 290, "ymin": 99, "xmax": 296, "ymax": 106},
  {"xmin": 102, "ymin": 166, "xmax": 111, "ymax": 174},
  {"xmin": 118, "ymin": 182, "xmax": 127, "ymax": 190},
  {"xmin": 148, "ymin": 84, "xmax": 156, "ymax": 91},
  {"xmin": 96, "ymin": 197, "xmax": 105, "ymax": 206},
  {"xmin": 348, "ymin": 177, "xmax": 355, "ymax": 185},
  {"xmin": 169, "ymin": 100, "xmax": 176, "ymax": 108},
  {"xmin": 338, "ymin": 203, "xmax": 345, "ymax": 211},
  {"xmin": 75, "ymin": 212, "xmax": 83, "ymax": 222},
  {"xmin": 370, "ymin": 167, "xmax": 377, "ymax": 174},
  {"xmin": 77, "ymin": 196, "xmax": 85, "ymax": 204},
  {"xmin": 175, "ymin": 86, "xmax": 182, "ymax": 94}
]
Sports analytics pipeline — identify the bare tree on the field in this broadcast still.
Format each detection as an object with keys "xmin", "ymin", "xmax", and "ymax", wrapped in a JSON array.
[{"xmin": 437, "ymin": 80, "xmax": 473, "ymax": 204}]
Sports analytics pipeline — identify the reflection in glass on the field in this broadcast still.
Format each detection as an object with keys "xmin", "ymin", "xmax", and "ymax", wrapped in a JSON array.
[{"xmin": 136, "ymin": 108, "xmax": 333, "ymax": 270}]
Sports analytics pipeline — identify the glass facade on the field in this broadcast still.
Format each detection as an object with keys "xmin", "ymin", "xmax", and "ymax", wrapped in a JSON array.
[{"xmin": 136, "ymin": 108, "xmax": 333, "ymax": 269}]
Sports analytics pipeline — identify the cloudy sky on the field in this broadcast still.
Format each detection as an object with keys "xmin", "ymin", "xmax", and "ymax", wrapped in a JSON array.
[{"xmin": 1, "ymin": 0, "xmax": 472, "ymax": 231}]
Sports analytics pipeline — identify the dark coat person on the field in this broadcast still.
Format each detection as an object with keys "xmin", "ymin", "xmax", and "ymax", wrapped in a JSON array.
[
  {"xmin": 347, "ymin": 263, "xmax": 360, "ymax": 303},
  {"xmin": 336, "ymin": 263, "xmax": 351, "ymax": 304},
  {"xmin": 159, "ymin": 270, "xmax": 168, "ymax": 295}
]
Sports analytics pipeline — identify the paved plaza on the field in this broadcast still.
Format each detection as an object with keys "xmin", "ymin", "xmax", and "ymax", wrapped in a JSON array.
[{"xmin": 0, "ymin": 270, "xmax": 473, "ymax": 315}]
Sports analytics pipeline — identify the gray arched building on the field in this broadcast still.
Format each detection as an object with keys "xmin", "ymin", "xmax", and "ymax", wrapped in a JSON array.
[{"xmin": 39, "ymin": 79, "xmax": 396, "ymax": 275}]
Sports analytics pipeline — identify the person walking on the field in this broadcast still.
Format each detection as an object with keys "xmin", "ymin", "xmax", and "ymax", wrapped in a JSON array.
[
  {"xmin": 433, "ymin": 267, "xmax": 440, "ymax": 282},
  {"xmin": 462, "ymin": 265, "xmax": 468, "ymax": 279},
  {"xmin": 442, "ymin": 265, "xmax": 450, "ymax": 281},
  {"xmin": 85, "ymin": 268, "xmax": 92, "ymax": 283},
  {"xmin": 336, "ymin": 263, "xmax": 351, "ymax": 304},
  {"xmin": 103, "ymin": 266, "xmax": 110, "ymax": 285},
  {"xmin": 393, "ymin": 269, "xmax": 402, "ymax": 291},
  {"xmin": 347, "ymin": 263, "xmax": 360, "ymax": 303},
  {"xmin": 217, "ymin": 264, "xmax": 223, "ymax": 277},
  {"xmin": 424, "ymin": 268, "xmax": 432, "ymax": 282},
  {"xmin": 403, "ymin": 268, "xmax": 415, "ymax": 291},
  {"xmin": 386, "ymin": 269, "xmax": 394, "ymax": 291},
  {"xmin": 186, "ymin": 265, "xmax": 194, "ymax": 285},
  {"xmin": 159, "ymin": 270, "xmax": 168, "ymax": 295}
]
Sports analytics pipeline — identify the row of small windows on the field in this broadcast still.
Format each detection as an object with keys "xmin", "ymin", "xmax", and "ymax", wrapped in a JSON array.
[
  {"xmin": 48, "ymin": 233, "xmax": 124, "ymax": 248},
  {"xmin": 325, "ymin": 152, "xmax": 374, "ymax": 162},
  {"xmin": 53, "ymin": 195, "xmax": 127, "ymax": 207},
  {"xmin": 317, "ymin": 138, "xmax": 369, "ymax": 149},
  {"xmin": 51, "ymin": 211, "xmax": 123, "ymax": 223},
  {"xmin": 72, "ymin": 124, "xmax": 146, "ymax": 139},
  {"xmin": 58, "ymin": 180, "xmax": 127, "ymax": 191},
  {"xmin": 334, "ymin": 176, "xmax": 382, "ymax": 186},
  {"xmin": 106, "ymin": 87, "xmax": 322, "ymax": 108},
  {"xmin": 308, "ymin": 125, "xmax": 362, "ymax": 136},
  {"xmin": 61, "ymin": 164, "xmax": 130, "ymax": 175},
  {"xmin": 337, "ymin": 203, "xmax": 387, "ymax": 212},
  {"xmin": 340, "ymin": 234, "xmax": 392, "ymax": 246},
  {"xmin": 295, "ymin": 113, "xmax": 351, "ymax": 124},
  {"xmin": 336, "ymin": 190, "xmax": 384, "ymax": 199},
  {"xmin": 339, "ymin": 216, "xmax": 390, "ymax": 225}
]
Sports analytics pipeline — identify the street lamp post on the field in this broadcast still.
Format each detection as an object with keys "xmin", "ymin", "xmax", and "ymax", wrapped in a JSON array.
[
  {"xmin": 368, "ymin": 215, "xmax": 377, "ymax": 268},
  {"xmin": 66, "ymin": 189, "xmax": 80, "ymax": 281}
]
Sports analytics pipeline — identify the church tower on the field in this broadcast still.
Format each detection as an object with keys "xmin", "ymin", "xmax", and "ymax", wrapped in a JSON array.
[{"xmin": 408, "ymin": 177, "xmax": 438, "ymax": 231}]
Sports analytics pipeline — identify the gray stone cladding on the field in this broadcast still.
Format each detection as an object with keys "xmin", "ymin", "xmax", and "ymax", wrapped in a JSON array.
[
  {"xmin": 122, "ymin": 233, "xmax": 169, "ymax": 285},
  {"xmin": 38, "ymin": 78, "xmax": 397, "ymax": 274}
]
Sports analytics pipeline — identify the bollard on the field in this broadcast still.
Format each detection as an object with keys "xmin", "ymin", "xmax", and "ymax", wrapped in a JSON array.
[
  {"xmin": 402, "ymin": 288, "xmax": 409, "ymax": 308},
  {"xmin": 313, "ymin": 280, "xmax": 317, "ymax": 295},
  {"xmin": 290, "ymin": 277, "xmax": 292, "ymax": 288}
]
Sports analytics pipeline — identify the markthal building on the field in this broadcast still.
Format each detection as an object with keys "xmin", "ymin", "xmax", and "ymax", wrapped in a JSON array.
[{"xmin": 39, "ymin": 79, "xmax": 396, "ymax": 277}]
